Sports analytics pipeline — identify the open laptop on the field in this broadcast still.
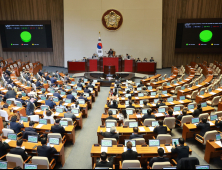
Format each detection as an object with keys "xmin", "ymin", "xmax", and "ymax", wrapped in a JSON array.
[
  {"xmin": 6, "ymin": 100, "xmax": 12, "ymax": 105},
  {"xmin": 77, "ymin": 87, "xmax": 82, "ymax": 91},
  {"xmin": 101, "ymin": 140, "xmax": 112, "ymax": 147},
  {"xmin": 124, "ymin": 139, "xmax": 136, "ymax": 147},
  {"xmin": 125, "ymin": 94, "xmax": 131, "ymax": 98},
  {"xmin": 7, "ymin": 133, "xmax": 17, "ymax": 141},
  {"xmin": 201, "ymin": 102, "xmax": 207, "ymax": 108},
  {"xmin": 180, "ymin": 96, "xmax": 185, "ymax": 100},
  {"xmin": 109, "ymin": 110, "xmax": 117, "ymax": 115},
  {"xmin": 50, "ymin": 90, "xmax": 55, "ymax": 94},
  {"xmin": 39, "ymin": 119, "xmax": 47, "ymax": 125},
  {"xmin": 151, "ymin": 92, "xmax": 157, "ymax": 96},
  {"xmin": 158, "ymin": 108, "xmax": 166, "ymax": 113},
  {"xmin": 84, "ymin": 79, "xmax": 88, "ymax": 82},
  {"xmin": 60, "ymin": 91, "xmax": 66, "ymax": 96},
  {"xmin": 22, "ymin": 92, "xmax": 26, "ymax": 97},
  {"xmin": 71, "ymin": 81, "xmax": 75, "ymax": 85},
  {"xmin": 195, "ymin": 165, "xmax": 210, "ymax": 169},
  {"xmin": 41, "ymin": 105, "xmax": 49, "ymax": 111},
  {"xmin": 142, "ymin": 109, "xmax": 148, "ymax": 114},
  {"xmin": 28, "ymin": 135, "xmax": 38, "ymax": 143},
  {"xmin": 126, "ymin": 110, "xmax": 134, "ymax": 115},
  {"xmin": 167, "ymin": 82, "xmax": 171, "ymax": 86},
  {"xmin": 192, "ymin": 118, "xmax": 199, "ymax": 124},
  {"xmin": 200, "ymin": 91, "xmax": 205, "ymax": 95},
  {"xmin": 208, "ymin": 88, "xmax": 212, "ymax": 92},
  {"xmin": 106, "ymin": 122, "xmax": 115, "ymax": 128},
  {"xmin": 148, "ymin": 86, "xmax": 152, "ymax": 90},
  {"xmin": 172, "ymin": 138, "xmax": 179, "ymax": 146},
  {"xmin": 89, "ymin": 88, "xmax": 93, "ymax": 92},
  {"xmin": 140, "ymin": 100, "xmax": 144, "ymax": 105},
  {"xmin": 210, "ymin": 115, "xmax": 218, "ymax": 121},
  {"xmin": 20, "ymin": 116, "xmax": 28, "ymax": 122},
  {"xmin": 66, "ymin": 86, "xmax": 71, "ymax": 90},
  {"xmin": 60, "ymin": 120, "xmax": 68, "ymax": 127},
  {"xmin": 56, "ymin": 107, "xmax": 64, "ymax": 113},
  {"xmin": 125, "ymin": 101, "xmax": 129, "ymax": 105},
  {"xmin": 137, "ymin": 87, "xmax": 142, "ymax": 91},
  {"xmin": 167, "ymin": 98, "xmax": 173, "ymax": 102},
  {"xmin": 163, "ymin": 167, "xmax": 177, "ymax": 169},
  {"xmin": 216, "ymin": 134, "xmax": 221, "ymax": 141},
  {"xmin": 49, "ymin": 138, "xmax": 60, "ymax": 145},
  {"xmin": 138, "ymin": 93, "xmax": 144, "ymax": 97},
  {"xmin": 72, "ymin": 109, "xmax": 79, "ymax": 114},
  {"xmin": 173, "ymin": 106, "xmax": 180, "ymax": 112},
  {"xmin": 154, "ymin": 98, "xmax": 159, "ymax": 104},
  {"xmin": 84, "ymin": 93, "xmax": 90, "ymax": 97},
  {"xmin": 24, "ymin": 163, "xmax": 38, "ymax": 169},
  {"xmin": 78, "ymin": 100, "xmax": 85, "ymax": 104},
  {"xmin": 152, "ymin": 121, "xmax": 159, "ymax": 127},
  {"xmin": 149, "ymin": 139, "xmax": 160, "ymax": 147},
  {"xmin": 0, "ymin": 161, "xmax": 7, "ymax": 169},
  {"xmin": 181, "ymin": 86, "xmax": 185, "ymax": 90},
  {"xmin": 93, "ymin": 80, "xmax": 98, "ymax": 83},
  {"xmin": 162, "ymin": 90, "xmax": 167, "ymax": 95},
  {"xmin": 129, "ymin": 122, "xmax": 138, "ymax": 128},
  {"xmin": 53, "ymin": 97, "xmax": 59, "ymax": 102},
  {"xmin": 188, "ymin": 104, "xmax": 195, "ymax": 111},
  {"xmin": 40, "ymin": 96, "xmax": 46, "ymax": 101},
  {"xmin": 65, "ymin": 99, "xmax": 72, "ymax": 104},
  {"xmin": 162, "ymin": 77, "xmax": 165, "ymax": 80}
]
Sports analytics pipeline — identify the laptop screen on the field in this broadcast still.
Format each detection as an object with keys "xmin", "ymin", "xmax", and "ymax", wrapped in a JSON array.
[
  {"xmin": 154, "ymin": 99, "xmax": 159, "ymax": 104},
  {"xmin": 126, "ymin": 110, "xmax": 133, "ymax": 115},
  {"xmin": 151, "ymin": 92, "xmax": 156, "ymax": 96},
  {"xmin": 60, "ymin": 121, "xmax": 68, "ymax": 127},
  {"xmin": 188, "ymin": 104, "xmax": 195, "ymax": 110},
  {"xmin": 125, "ymin": 101, "xmax": 129, "ymax": 105},
  {"xmin": 56, "ymin": 108, "xmax": 63, "ymax": 113},
  {"xmin": 192, "ymin": 118, "xmax": 199, "ymax": 124},
  {"xmin": 78, "ymin": 100, "xmax": 85, "ymax": 104},
  {"xmin": 162, "ymin": 77, "xmax": 165, "ymax": 80},
  {"xmin": 148, "ymin": 86, "xmax": 152, "ymax": 90},
  {"xmin": 28, "ymin": 135, "xmax": 38, "ymax": 143},
  {"xmin": 66, "ymin": 86, "xmax": 71, "ymax": 90},
  {"xmin": 208, "ymin": 88, "xmax": 212, "ymax": 92},
  {"xmin": 201, "ymin": 102, "xmax": 207, "ymax": 107},
  {"xmin": 24, "ymin": 164, "xmax": 37, "ymax": 169},
  {"xmin": 149, "ymin": 139, "xmax": 160, "ymax": 147},
  {"xmin": 152, "ymin": 121, "xmax": 159, "ymax": 127},
  {"xmin": 89, "ymin": 88, "xmax": 93, "ymax": 92},
  {"xmin": 106, "ymin": 122, "xmax": 115, "ymax": 128},
  {"xmin": 200, "ymin": 91, "xmax": 205, "ymax": 95},
  {"xmin": 65, "ymin": 99, "xmax": 72, "ymax": 103},
  {"xmin": 84, "ymin": 93, "xmax": 89, "ymax": 97},
  {"xmin": 180, "ymin": 96, "xmax": 185, "ymax": 100},
  {"xmin": 163, "ymin": 167, "xmax": 177, "ymax": 169},
  {"xmin": 39, "ymin": 119, "xmax": 47, "ymax": 125},
  {"xmin": 53, "ymin": 98, "xmax": 59, "ymax": 102},
  {"xmin": 195, "ymin": 82, "xmax": 198, "ymax": 85},
  {"xmin": 77, "ymin": 87, "xmax": 82, "ymax": 90},
  {"xmin": 41, "ymin": 96, "xmax": 46, "ymax": 100},
  {"xmin": 174, "ymin": 106, "xmax": 180, "ymax": 112},
  {"xmin": 71, "ymin": 81, "xmax": 75, "ymax": 85},
  {"xmin": 162, "ymin": 91, "xmax": 167, "ymax": 94},
  {"xmin": 72, "ymin": 109, "xmax": 79, "ymax": 114},
  {"xmin": 110, "ymin": 110, "xmax": 117, "ymax": 115},
  {"xmin": 93, "ymin": 80, "xmax": 98, "ymax": 83},
  {"xmin": 125, "ymin": 94, "xmax": 131, "ymax": 98},
  {"xmin": 49, "ymin": 138, "xmax": 60, "ymax": 145},
  {"xmin": 140, "ymin": 100, "xmax": 144, "ymax": 105},
  {"xmin": 6, "ymin": 100, "xmax": 11, "ymax": 105},
  {"xmin": 137, "ymin": 87, "xmax": 142, "ymax": 91},
  {"xmin": 142, "ymin": 109, "xmax": 148, "ymax": 114},
  {"xmin": 7, "ymin": 133, "xmax": 17, "ymax": 140},
  {"xmin": 0, "ymin": 161, "xmax": 7, "ymax": 169},
  {"xmin": 124, "ymin": 140, "xmax": 136, "ymax": 147},
  {"xmin": 41, "ymin": 105, "xmax": 48, "ymax": 111},
  {"xmin": 101, "ymin": 140, "xmax": 112, "ymax": 147},
  {"xmin": 50, "ymin": 90, "xmax": 55, "ymax": 94},
  {"xmin": 172, "ymin": 138, "xmax": 179, "ymax": 146},
  {"xmin": 22, "ymin": 92, "xmax": 26, "ymax": 96},
  {"xmin": 167, "ymin": 98, "xmax": 173, "ymax": 102},
  {"xmin": 129, "ymin": 122, "xmax": 138, "ymax": 128},
  {"xmin": 195, "ymin": 165, "xmax": 210, "ymax": 169},
  {"xmin": 216, "ymin": 134, "xmax": 221, "ymax": 141},
  {"xmin": 167, "ymin": 83, "xmax": 170, "ymax": 86},
  {"xmin": 158, "ymin": 108, "xmax": 166, "ymax": 113},
  {"xmin": 61, "ymin": 91, "xmax": 66, "ymax": 95},
  {"xmin": 210, "ymin": 115, "xmax": 218, "ymax": 121},
  {"xmin": 138, "ymin": 93, "xmax": 144, "ymax": 97},
  {"xmin": 20, "ymin": 116, "xmax": 28, "ymax": 122},
  {"xmin": 181, "ymin": 86, "xmax": 185, "ymax": 90},
  {"xmin": 84, "ymin": 79, "xmax": 88, "ymax": 82}
]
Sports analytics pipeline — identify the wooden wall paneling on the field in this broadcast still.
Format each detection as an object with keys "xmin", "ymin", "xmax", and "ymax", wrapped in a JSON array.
[{"xmin": 0, "ymin": 0, "xmax": 64, "ymax": 67}]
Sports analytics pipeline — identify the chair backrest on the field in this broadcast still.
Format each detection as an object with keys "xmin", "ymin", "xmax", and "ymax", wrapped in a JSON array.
[
  {"xmin": 61, "ymin": 118, "xmax": 73, "ymax": 125},
  {"xmin": 32, "ymin": 156, "xmax": 49, "ymax": 169},
  {"xmin": 215, "ymin": 111, "xmax": 222, "ymax": 117},
  {"xmin": 181, "ymin": 115, "xmax": 193, "ymax": 127},
  {"xmin": 6, "ymin": 153, "xmax": 24, "ymax": 168},
  {"xmin": 163, "ymin": 117, "xmax": 176, "ymax": 129},
  {"xmin": 135, "ymin": 138, "xmax": 146, "ymax": 145},
  {"xmin": 175, "ymin": 86, "xmax": 181, "ymax": 93},
  {"xmin": 124, "ymin": 119, "xmax": 136, "ymax": 126},
  {"xmin": 191, "ymin": 90, "xmax": 198, "ymax": 99},
  {"xmin": 105, "ymin": 120, "xmax": 117, "ymax": 126},
  {"xmin": 28, "ymin": 115, "xmax": 40, "ymax": 122},
  {"xmin": 48, "ymin": 133, "xmax": 62, "ymax": 144},
  {"xmin": 157, "ymin": 134, "xmax": 172, "ymax": 144},
  {"xmin": 2, "ymin": 128, "xmax": 14, "ymax": 137},
  {"xmin": 0, "ymin": 110, "xmax": 9, "ymax": 121},
  {"xmin": 122, "ymin": 160, "xmax": 140, "ymax": 169},
  {"xmin": 103, "ymin": 138, "xmax": 117, "ymax": 145},
  {"xmin": 159, "ymin": 106, "xmax": 168, "ymax": 111},
  {"xmin": 152, "ymin": 161, "xmax": 171, "ymax": 169},
  {"xmin": 203, "ymin": 130, "xmax": 218, "ymax": 145},
  {"xmin": 198, "ymin": 113, "xmax": 209, "ymax": 120},
  {"xmin": 126, "ymin": 108, "xmax": 135, "ymax": 111},
  {"xmin": 144, "ymin": 119, "xmax": 156, "ymax": 127},
  {"xmin": 211, "ymin": 96, "xmax": 220, "ymax": 106}
]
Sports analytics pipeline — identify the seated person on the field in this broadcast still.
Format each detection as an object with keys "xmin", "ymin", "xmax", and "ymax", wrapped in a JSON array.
[
  {"xmin": 10, "ymin": 139, "xmax": 28, "ymax": 161},
  {"xmin": 126, "ymin": 101, "xmax": 135, "ymax": 109},
  {"xmin": 50, "ymin": 75, "xmax": 57, "ymax": 84},
  {"xmin": 192, "ymin": 104, "xmax": 202, "ymax": 118},
  {"xmin": 142, "ymin": 108, "xmax": 155, "ymax": 119},
  {"xmin": 53, "ymin": 89, "xmax": 62, "ymax": 100},
  {"xmin": 58, "ymin": 101, "xmax": 68, "ymax": 112},
  {"xmin": 176, "ymin": 109, "xmax": 187, "ymax": 124},
  {"xmin": 153, "ymin": 120, "xmax": 167, "ymax": 135},
  {"xmin": 215, "ymin": 116, "xmax": 222, "ymax": 131},
  {"xmin": 130, "ymin": 127, "xmax": 143, "ymax": 139},
  {"xmin": 37, "ymin": 138, "xmax": 57, "ymax": 162},
  {"xmin": 51, "ymin": 119, "xmax": 65, "ymax": 136},
  {"xmin": 38, "ymin": 69, "xmax": 43, "ymax": 76},
  {"xmin": 71, "ymin": 101, "xmax": 80, "ymax": 110},
  {"xmin": 0, "ymin": 136, "xmax": 10, "ymax": 160},
  {"xmin": 156, "ymin": 99, "xmax": 166, "ymax": 108},
  {"xmin": 95, "ymin": 152, "xmax": 114, "ymax": 168},
  {"xmin": 92, "ymin": 53, "xmax": 97, "ymax": 59},
  {"xmin": 171, "ymin": 138, "xmax": 189, "ymax": 162},
  {"xmin": 84, "ymin": 86, "xmax": 91, "ymax": 93},
  {"xmin": 78, "ymin": 93, "xmax": 88, "ymax": 102},
  {"xmin": 25, "ymin": 121, "xmax": 36, "ymax": 132},
  {"xmin": 4, "ymin": 87, "xmax": 16, "ymax": 100},
  {"xmin": 196, "ymin": 117, "xmax": 210, "ymax": 137},
  {"xmin": 106, "ymin": 110, "xmax": 118, "ymax": 121},
  {"xmin": 82, "ymin": 57, "xmax": 87, "ymax": 62},
  {"xmin": 136, "ymin": 58, "xmax": 141, "ymax": 62},
  {"xmin": 55, "ymin": 71, "xmax": 60, "ymax": 78},
  {"xmin": 77, "ymin": 80, "xmax": 83, "ymax": 88},
  {"xmin": 101, "ymin": 126, "xmax": 119, "ymax": 140},
  {"xmin": 143, "ymin": 100, "xmax": 150, "ymax": 109},
  {"xmin": 119, "ymin": 109, "xmax": 128, "ymax": 123},
  {"xmin": 140, "ymin": 87, "xmax": 147, "ymax": 94},
  {"xmin": 137, "ymin": 82, "xmax": 144, "ymax": 87},
  {"xmin": 126, "ymin": 54, "xmax": 131, "ymax": 59},
  {"xmin": 143, "ymin": 58, "xmax": 148, "ymax": 62},
  {"xmin": 66, "ymin": 91, "xmax": 76, "ymax": 102},
  {"xmin": 108, "ymin": 100, "xmax": 118, "ymax": 109},
  {"xmin": 16, "ymin": 94, "xmax": 26, "ymax": 105},
  {"xmin": 166, "ymin": 109, "xmax": 175, "ymax": 117},
  {"xmin": 36, "ymin": 78, "xmax": 43, "ymax": 88},
  {"xmin": 109, "ymin": 92, "xmax": 118, "ymax": 101},
  {"xmin": 10, "ymin": 115, "xmax": 24, "ymax": 134},
  {"xmin": 88, "ymin": 82, "xmax": 94, "ymax": 88},
  {"xmin": 122, "ymin": 141, "xmax": 138, "ymax": 161},
  {"xmin": 45, "ymin": 96, "xmax": 56, "ymax": 109},
  {"xmin": 64, "ymin": 107, "xmax": 76, "ymax": 119},
  {"xmin": 43, "ymin": 110, "xmax": 55, "ymax": 124},
  {"xmin": 149, "ymin": 148, "xmax": 169, "ymax": 168},
  {"xmin": 150, "ymin": 57, "xmax": 154, "ymax": 62},
  {"xmin": 45, "ymin": 73, "xmax": 50, "ymax": 81}
]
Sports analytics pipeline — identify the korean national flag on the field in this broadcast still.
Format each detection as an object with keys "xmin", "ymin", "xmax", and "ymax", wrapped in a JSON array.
[{"xmin": 97, "ymin": 37, "xmax": 103, "ymax": 57}]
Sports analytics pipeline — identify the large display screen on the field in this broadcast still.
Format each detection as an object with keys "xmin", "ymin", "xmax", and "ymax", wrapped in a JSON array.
[
  {"xmin": 0, "ymin": 21, "xmax": 53, "ymax": 52},
  {"xmin": 175, "ymin": 18, "xmax": 222, "ymax": 53}
]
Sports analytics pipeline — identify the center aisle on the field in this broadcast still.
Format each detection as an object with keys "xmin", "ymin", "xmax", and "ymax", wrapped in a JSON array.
[{"xmin": 62, "ymin": 87, "xmax": 110, "ymax": 169}]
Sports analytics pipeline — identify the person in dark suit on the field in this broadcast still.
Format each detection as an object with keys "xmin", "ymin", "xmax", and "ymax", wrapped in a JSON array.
[
  {"xmin": 50, "ymin": 75, "xmax": 57, "ymax": 84},
  {"xmin": 215, "ymin": 116, "xmax": 222, "ymax": 131},
  {"xmin": 143, "ymin": 100, "xmax": 150, "ymax": 109},
  {"xmin": 166, "ymin": 109, "xmax": 175, "ymax": 117},
  {"xmin": 53, "ymin": 89, "xmax": 62, "ymax": 100},
  {"xmin": 106, "ymin": 111, "xmax": 118, "ymax": 121},
  {"xmin": 150, "ymin": 57, "xmax": 154, "ymax": 62},
  {"xmin": 122, "ymin": 141, "xmax": 138, "ymax": 161},
  {"xmin": 77, "ymin": 80, "xmax": 83, "ymax": 88},
  {"xmin": 126, "ymin": 54, "xmax": 130, "ymax": 59},
  {"xmin": 4, "ymin": 87, "xmax": 16, "ymax": 100},
  {"xmin": 24, "ymin": 121, "xmax": 36, "ymax": 132},
  {"xmin": 84, "ymin": 86, "xmax": 91, "ymax": 93},
  {"xmin": 55, "ymin": 71, "xmax": 60, "ymax": 78},
  {"xmin": 78, "ymin": 93, "xmax": 88, "ymax": 102},
  {"xmin": 10, "ymin": 139, "xmax": 28, "ymax": 161},
  {"xmin": 101, "ymin": 126, "xmax": 119, "ymax": 140},
  {"xmin": 176, "ymin": 109, "xmax": 187, "ymax": 125},
  {"xmin": 37, "ymin": 138, "xmax": 57, "ymax": 161},
  {"xmin": 66, "ymin": 91, "xmax": 76, "ymax": 102},
  {"xmin": 5, "ymin": 68, "xmax": 12, "ymax": 76},
  {"xmin": 16, "ymin": 94, "xmax": 26, "ymax": 105},
  {"xmin": 51, "ymin": 119, "xmax": 65, "ymax": 136},
  {"xmin": 171, "ymin": 138, "xmax": 189, "ymax": 162},
  {"xmin": 108, "ymin": 100, "xmax": 118, "ymax": 109},
  {"xmin": 136, "ymin": 58, "xmax": 141, "ymax": 62},
  {"xmin": 45, "ymin": 97, "xmax": 56, "ymax": 109},
  {"xmin": 153, "ymin": 120, "xmax": 167, "ymax": 135},
  {"xmin": 26, "ymin": 97, "xmax": 35, "ymax": 116},
  {"xmin": 149, "ymin": 148, "xmax": 169, "ymax": 168},
  {"xmin": 64, "ymin": 107, "xmax": 76, "ymax": 119},
  {"xmin": 129, "ymin": 127, "xmax": 143, "ymax": 139},
  {"xmin": 126, "ymin": 101, "xmax": 135, "ymax": 109},
  {"xmin": 156, "ymin": 99, "xmax": 166, "ymax": 108},
  {"xmin": 88, "ymin": 82, "xmax": 94, "ymax": 88},
  {"xmin": 0, "ymin": 136, "xmax": 10, "ymax": 160},
  {"xmin": 95, "ymin": 152, "xmax": 114, "ymax": 168},
  {"xmin": 196, "ymin": 117, "xmax": 210, "ymax": 137},
  {"xmin": 142, "ymin": 108, "xmax": 155, "ymax": 119},
  {"xmin": 10, "ymin": 116, "xmax": 24, "ymax": 134},
  {"xmin": 36, "ymin": 79, "xmax": 43, "ymax": 88},
  {"xmin": 107, "ymin": 49, "xmax": 113, "ymax": 57},
  {"xmin": 45, "ymin": 73, "xmax": 50, "ymax": 81},
  {"xmin": 137, "ymin": 82, "xmax": 144, "ymax": 88},
  {"xmin": 192, "ymin": 104, "xmax": 202, "ymax": 118},
  {"xmin": 38, "ymin": 69, "xmax": 43, "ymax": 76}
]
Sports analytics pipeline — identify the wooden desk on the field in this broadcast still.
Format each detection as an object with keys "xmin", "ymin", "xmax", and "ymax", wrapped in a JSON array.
[
  {"xmin": 195, "ymin": 88, "xmax": 222, "ymax": 104},
  {"xmin": 204, "ymin": 140, "xmax": 222, "ymax": 163},
  {"xmin": 141, "ymin": 74, "xmax": 161, "ymax": 85}
]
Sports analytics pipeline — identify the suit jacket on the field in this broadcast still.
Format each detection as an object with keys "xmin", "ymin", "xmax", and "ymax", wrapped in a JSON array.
[
  {"xmin": 108, "ymin": 104, "xmax": 118, "ymax": 109},
  {"xmin": 36, "ymin": 81, "xmax": 42, "ymax": 87},
  {"xmin": 171, "ymin": 145, "xmax": 189, "ymax": 162},
  {"xmin": 153, "ymin": 126, "xmax": 167, "ymax": 135},
  {"xmin": 0, "ymin": 141, "xmax": 10, "ymax": 158},
  {"xmin": 192, "ymin": 109, "xmax": 202, "ymax": 118},
  {"xmin": 156, "ymin": 103, "xmax": 166, "ymax": 108},
  {"xmin": 38, "ymin": 71, "xmax": 43, "ymax": 76},
  {"xmin": 64, "ymin": 112, "xmax": 76, "ymax": 119},
  {"xmin": 77, "ymin": 83, "xmax": 83, "ymax": 88},
  {"xmin": 10, "ymin": 147, "xmax": 28, "ymax": 161},
  {"xmin": 149, "ymin": 157, "xmax": 170, "ymax": 167},
  {"xmin": 46, "ymin": 76, "xmax": 50, "ymax": 81},
  {"xmin": 142, "ymin": 114, "xmax": 155, "ymax": 119},
  {"xmin": 101, "ymin": 132, "xmax": 119, "ymax": 140},
  {"xmin": 84, "ymin": 89, "xmax": 91, "ymax": 93},
  {"xmin": 122, "ymin": 150, "xmax": 138, "ymax": 161},
  {"xmin": 26, "ymin": 102, "xmax": 35, "ymax": 116},
  {"xmin": 10, "ymin": 122, "xmax": 24, "ymax": 134},
  {"xmin": 126, "ymin": 105, "xmax": 135, "ymax": 109},
  {"xmin": 45, "ymin": 100, "xmax": 56, "ymax": 109},
  {"xmin": 25, "ymin": 127, "xmax": 36, "ymax": 132},
  {"xmin": 51, "ymin": 125, "xmax": 65, "ymax": 136},
  {"xmin": 53, "ymin": 92, "xmax": 62, "ymax": 100},
  {"xmin": 5, "ymin": 90, "xmax": 16, "ymax": 99},
  {"xmin": 16, "ymin": 98, "xmax": 26, "ymax": 105},
  {"xmin": 78, "ymin": 96, "xmax": 87, "ymax": 102},
  {"xmin": 196, "ymin": 122, "xmax": 210, "ymax": 136},
  {"xmin": 66, "ymin": 94, "xmax": 76, "ymax": 102},
  {"xmin": 215, "ymin": 120, "xmax": 222, "ymax": 131},
  {"xmin": 96, "ymin": 156, "xmax": 114, "ymax": 168},
  {"xmin": 37, "ymin": 145, "xmax": 57, "ymax": 161},
  {"xmin": 129, "ymin": 134, "xmax": 143, "ymax": 139},
  {"xmin": 50, "ymin": 78, "xmax": 57, "ymax": 84}
]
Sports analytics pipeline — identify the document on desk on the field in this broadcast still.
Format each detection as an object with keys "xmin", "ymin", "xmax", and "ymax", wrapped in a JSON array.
[
  {"xmin": 149, "ymin": 127, "xmax": 154, "ymax": 131},
  {"xmin": 164, "ymin": 94, "xmax": 168, "ymax": 96},
  {"xmin": 101, "ymin": 147, "xmax": 108, "ymax": 153},
  {"xmin": 47, "ymin": 93, "xmax": 53, "ymax": 95},
  {"xmin": 215, "ymin": 141, "xmax": 222, "ymax": 147},
  {"xmin": 36, "ymin": 124, "xmax": 43, "ymax": 128},
  {"xmin": 37, "ymin": 100, "xmax": 43, "ymax": 102},
  {"xmin": 140, "ymin": 105, "xmax": 144, "ymax": 107},
  {"xmin": 196, "ymin": 85, "xmax": 201, "ymax": 87},
  {"xmin": 2, "ymin": 90, "xmax": 8, "ymax": 92},
  {"xmin": 106, "ymin": 128, "xmax": 110, "ymax": 132},
  {"xmin": 208, "ymin": 122, "xmax": 215, "ymax": 126},
  {"xmin": 209, "ymin": 92, "xmax": 216, "ymax": 95},
  {"xmin": 54, "ymin": 112, "xmax": 60, "ymax": 116},
  {"xmin": 179, "ymin": 101, "xmax": 184, "ymax": 103},
  {"xmin": 185, "ymin": 79, "xmax": 189, "ymax": 81},
  {"xmin": 173, "ymin": 111, "xmax": 181, "ymax": 115},
  {"xmin": 63, "ymin": 103, "xmax": 68, "ymax": 106},
  {"xmin": 151, "ymin": 104, "xmax": 156, "ymax": 106},
  {"xmin": 217, "ymin": 88, "xmax": 222, "ymax": 91},
  {"xmin": 136, "ymin": 115, "xmax": 142, "ymax": 118},
  {"xmin": 135, "ymin": 97, "xmax": 139, "ymax": 99},
  {"xmin": 169, "ymin": 102, "xmax": 175, "ymax": 105},
  {"xmin": 175, "ymin": 83, "xmax": 179, "ymax": 86},
  {"xmin": 124, "ymin": 147, "xmax": 136, "ymax": 152},
  {"xmin": 165, "ymin": 146, "xmax": 172, "ymax": 152},
  {"xmin": 189, "ymin": 109, "xmax": 194, "ymax": 113},
  {"xmin": 155, "ymin": 113, "xmax": 164, "ymax": 117},
  {"xmin": 35, "ymin": 110, "xmax": 41, "ymax": 112},
  {"xmin": 134, "ymin": 91, "xmax": 138, "ymax": 93},
  {"xmin": 149, "ymin": 89, "xmax": 153, "ymax": 91},
  {"xmin": 139, "ymin": 127, "xmax": 145, "ymax": 132},
  {"xmin": 198, "ymin": 96, "xmax": 204, "ymax": 98},
  {"xmin": 74, "ymin": 114, "xmax": 79, "ymax": 117},
  {"xmin": 12, "ymin": 107, "xmax": 20, "ymax": 110},
  {"xmin": 4, "ymin": 139, "xmax": 11, "ymax": 143}
]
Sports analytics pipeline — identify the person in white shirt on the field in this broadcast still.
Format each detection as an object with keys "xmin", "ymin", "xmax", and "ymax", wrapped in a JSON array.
[
  {"xmin": 71, "ymin": 101, "xmax": 80, "ymax": 109},
  {"xmin": 43, "ymin": 109, "xmax": 55, "ymax": 124}
]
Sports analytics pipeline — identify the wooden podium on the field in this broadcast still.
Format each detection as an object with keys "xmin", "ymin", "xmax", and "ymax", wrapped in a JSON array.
[{"xmin": 104, "ymin": 65, "xmax": 115, "ymax": 75}]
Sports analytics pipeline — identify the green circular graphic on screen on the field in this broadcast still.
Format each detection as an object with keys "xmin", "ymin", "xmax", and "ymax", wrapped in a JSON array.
[
  {"xmin": 199, "ymin": 30, "xmax": 213, "ymax": 42},
  {"xmin": 20, "ymin": 31, "xmax": 32, "ymax": 42}
]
